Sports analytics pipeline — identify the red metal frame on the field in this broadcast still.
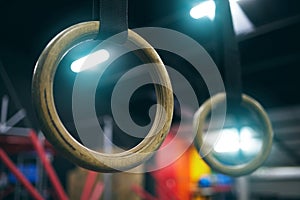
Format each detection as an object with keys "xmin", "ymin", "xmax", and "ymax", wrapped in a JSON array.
[
  {"xmin": 29, "ymin": 130, "xmax": 68, "ymax": 200},
  {"xmin": 80, "ymin": 170, "xmax": 98, "ymax": 200},
  {"xmin": 0, "ymin": 130, "xmax": 69, "ymax": 200},
  {"xmin": 0, "ymin": 148, "xmax": 44, "ymax": 200},
  {"xmin": 90, "ymin": 182, "xmax": 104, "ymax": 200}
]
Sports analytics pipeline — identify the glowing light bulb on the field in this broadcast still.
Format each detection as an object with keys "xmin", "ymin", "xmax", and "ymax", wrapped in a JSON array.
[
  {"xmin": 240, "ymin": 127, "xmax": 261, "ymax": 154},
  {"xmin": 190, "ymin": 0, "xmax": 216, "ymax": 20},
  {"xmin": 71, "ymin": 49, "xmax": 110, "ymax": 73},
  {"xmin": 214, "ymin": 128, "xmax": 240, "ymax": 153},
  {"xmin": 213, "ymin": 127, "xmax": 261, "ymax": 154}
]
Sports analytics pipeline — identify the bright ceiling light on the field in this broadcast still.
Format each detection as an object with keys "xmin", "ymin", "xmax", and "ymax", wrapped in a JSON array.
[
  {"xmin": 214, "ymin": 128, "xmax": 240, "ymax": 153},
  {"xmin": 190, "ymin": 0, "xmax": 254, "ymax": 35},
  {"xmin": 213, "ymin": 127, "xmax": 261, "ymax": 154},
  {"xmin": 239, "ymin": 127, "xmax": 261, "ymax": 154},
  {"xmin": 71, "ymin": 49, "xmax": 110, "ymax": 73},
  {"xmin": 229, "ymin": 0, "xmax": 254, "ymax": 35},
  {"xmin": 190, "ymin": 0, "xmax": 216, "ymax": 20}
]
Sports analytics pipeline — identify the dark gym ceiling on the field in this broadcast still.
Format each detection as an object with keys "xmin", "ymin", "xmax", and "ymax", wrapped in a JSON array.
[{"xmin": 1, "ymin": 0, "xmax": 300, "ymax": 165}]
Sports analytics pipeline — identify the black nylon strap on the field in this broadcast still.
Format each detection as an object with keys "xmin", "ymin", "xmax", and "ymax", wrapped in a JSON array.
[
  {"xmin": 97, "ymin": 0, "xmax": 128, "ymax": 42},
  {"xmin": 92, "ymin": 0, "xmax": 100, "ymax": 20},
  {"xmin": 215, "ymin": 0, "xmax": 242, "ymax": 109}
]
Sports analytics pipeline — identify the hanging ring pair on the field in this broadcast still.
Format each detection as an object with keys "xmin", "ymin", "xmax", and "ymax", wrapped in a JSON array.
[
  {"xmin": 32, "ymin": 21, "xmax": 174, "ymax": 172},
  {"xmin": 33, "ymin": 22, "xmax": 273, "ymax": 176}
]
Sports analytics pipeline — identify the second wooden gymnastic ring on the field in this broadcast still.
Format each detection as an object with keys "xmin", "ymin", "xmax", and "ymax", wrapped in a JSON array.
[
  {"xmin": 32, "ymin": 21, "xmax": 174, "ymax": 172},
  {"xmin": 193, "ymin": 93, "xmax": 273, "ymax": 176}
]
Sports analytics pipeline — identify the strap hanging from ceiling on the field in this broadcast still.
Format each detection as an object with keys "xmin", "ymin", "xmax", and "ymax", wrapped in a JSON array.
[
  {"xmin": 215, "ymin": 0, "xmax": 242, "ymax": 109},
  {"xmin": 97, "ymin": 0, "xmax": 128, "ymax": 42},
  {"xmin": 92, "ymin": 0, "xmax": 99, "ymax": 20}
]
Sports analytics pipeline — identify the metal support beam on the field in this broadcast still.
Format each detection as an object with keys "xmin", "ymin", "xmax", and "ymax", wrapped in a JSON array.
[
  {"xmin": 251, "ymin": 167, "xmax": 300, "ymax": 180},
  {"xmin": 237, "ymin": 14, "xmax": 300, "ymax": 42},
  {"xmin": 235, "ymin": 177, "xmax": 250, "ymax": 200}
]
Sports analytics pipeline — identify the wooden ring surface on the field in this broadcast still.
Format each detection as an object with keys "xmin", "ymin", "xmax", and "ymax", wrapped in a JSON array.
[{"xmin": 32, "ymin": 21, "xmax": 174, "ymax": 172}]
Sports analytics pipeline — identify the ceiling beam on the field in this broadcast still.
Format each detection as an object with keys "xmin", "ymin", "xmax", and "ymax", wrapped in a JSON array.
[{"xmin": 237, "ymin": 14, "xmax": 300, "ymax": 42}]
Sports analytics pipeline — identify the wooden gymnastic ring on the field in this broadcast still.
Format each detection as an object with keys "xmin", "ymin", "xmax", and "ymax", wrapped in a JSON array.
[
  {"xmin": 32, "ymin": 21, "xmax": 174, "ymax": 172},
  {"xmin": 193, "ymin": 93, "xmax": 273, "ymax": 176}
]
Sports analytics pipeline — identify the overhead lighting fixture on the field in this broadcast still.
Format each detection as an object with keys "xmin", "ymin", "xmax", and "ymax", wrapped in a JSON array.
[
  {"xmin": 214, "ymin": 127, "xmax": 261, "ymax": 154},
  {"xmin": 229, "ymin": 0, "xmax": 254, "ymax": 35},
  {"xmin": 239, "ymin": 127, "xmax": 261, "ymax": 154},
  {"xmin": 190, "ymin": 0, "xmax": 254, "ymax": 35},
  {"xmin": 71, "ymin": 49, "xmax": 110, "ymax": 73},
  {"xmin": 214, "ymin": 128, "xmax": 240, "ymax": 153},
  {"xmin": 190, "ymin": 0, "xmax": 216, "ymax": 20}
]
